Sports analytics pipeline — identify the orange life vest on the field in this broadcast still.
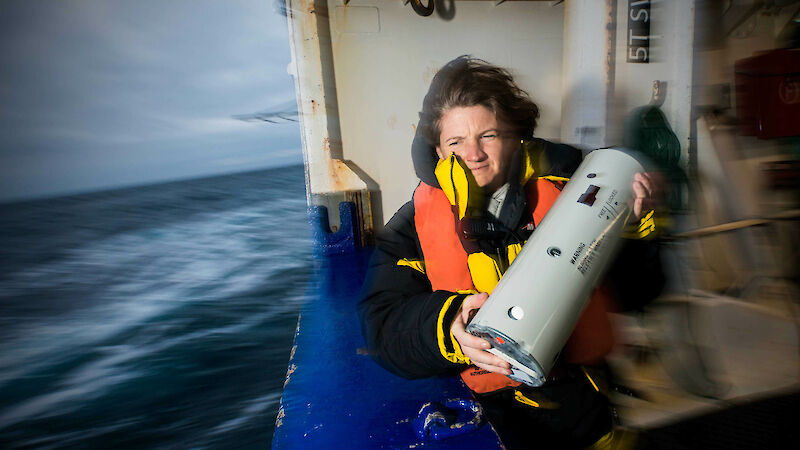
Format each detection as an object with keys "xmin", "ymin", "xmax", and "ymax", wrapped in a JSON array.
[{"xmin": 413, "ymin": 178, "xmax": 616, "ymax": 394}]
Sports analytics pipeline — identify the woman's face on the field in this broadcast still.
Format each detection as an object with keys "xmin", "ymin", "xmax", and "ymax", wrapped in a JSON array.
[{"xmin": 435, "ymin": 105, "xmax": 519, "ymax": 193}]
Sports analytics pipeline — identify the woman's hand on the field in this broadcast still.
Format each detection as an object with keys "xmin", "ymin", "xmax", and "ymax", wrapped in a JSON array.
[
  {"xmin": 631, "ymin": 172, "xmax": 664, "ymax": 220},
  {"xmin": 450, "ymin": 292, "xmax": 511, "ymax": 375}
]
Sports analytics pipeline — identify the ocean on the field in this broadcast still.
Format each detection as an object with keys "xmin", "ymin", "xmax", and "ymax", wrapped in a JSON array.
[{"xmin": 0, "ymin": 165, "xmax": 312, "ymax": 448}]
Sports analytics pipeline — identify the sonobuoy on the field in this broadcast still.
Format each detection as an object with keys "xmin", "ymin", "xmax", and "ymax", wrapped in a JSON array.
[{"xmin": 465, "ymin": 148, "xmax": 646, "ymax": 387}]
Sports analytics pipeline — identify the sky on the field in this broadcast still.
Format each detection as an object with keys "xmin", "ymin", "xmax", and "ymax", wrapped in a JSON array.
[{"xmin": 0, "ymin": 0, "xmax": 300, "ymax": 202}]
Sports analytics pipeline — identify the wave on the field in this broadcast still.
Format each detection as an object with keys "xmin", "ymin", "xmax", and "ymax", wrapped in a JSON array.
[{"xmin": 0, "ymin": 166, "xmax": 312, "ymax": 447}]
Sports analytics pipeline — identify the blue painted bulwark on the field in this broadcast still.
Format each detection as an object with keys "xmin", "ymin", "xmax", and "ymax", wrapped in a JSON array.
[
  {"xmin": 272, "ymin": 249, "xmax": 504, "ymax": 448},
  {"xmin": 309, "ymin": 202, "xmax": 359, "ymax": 255}
]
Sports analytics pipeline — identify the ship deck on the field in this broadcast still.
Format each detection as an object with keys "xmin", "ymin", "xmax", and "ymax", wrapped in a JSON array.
[{"xmin": 273, "ymin": 243, "xmax": 799, "ymax": 448}]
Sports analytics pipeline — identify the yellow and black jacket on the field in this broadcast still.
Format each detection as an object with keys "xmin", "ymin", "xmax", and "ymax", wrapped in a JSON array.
[{"xmin": 358, "ymin": 135, "xmax": 664, "ymax": 386}]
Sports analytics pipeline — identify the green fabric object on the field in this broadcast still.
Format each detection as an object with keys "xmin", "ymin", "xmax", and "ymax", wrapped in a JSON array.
[
  {"xmin": 625, "ymin": 106, "xmax": 681, "ymax": 169},
  {"xmin": 624, "ymin": 105, "xmax": 687, "ymax": 212}
]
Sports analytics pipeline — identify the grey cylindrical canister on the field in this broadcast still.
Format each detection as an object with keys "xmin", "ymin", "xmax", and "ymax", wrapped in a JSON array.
[{"xmin": 465, "ymin": 148, "xmax": 645, "ymax": 387}]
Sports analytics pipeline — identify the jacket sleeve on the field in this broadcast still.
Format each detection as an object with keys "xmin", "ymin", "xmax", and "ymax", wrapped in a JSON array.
[{"xmin": 358, "ymin": 200, "xmax": 471, "ymax": 379}]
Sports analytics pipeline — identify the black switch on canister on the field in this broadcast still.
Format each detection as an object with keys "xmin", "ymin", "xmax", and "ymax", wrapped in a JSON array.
[{"xmin": 577, "ymin": 185, "xmax": 600, "ymax": 206}]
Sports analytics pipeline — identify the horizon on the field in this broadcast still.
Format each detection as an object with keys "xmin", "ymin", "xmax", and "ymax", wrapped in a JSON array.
[{"xmin": 0, "ymin": 157, "xmax": 306, "ymax": 207}]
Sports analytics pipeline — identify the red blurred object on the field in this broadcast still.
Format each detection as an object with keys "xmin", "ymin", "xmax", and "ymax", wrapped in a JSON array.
[{"xmin": 735, "ymin": 49, "xmax": 800, "ymax": 139}]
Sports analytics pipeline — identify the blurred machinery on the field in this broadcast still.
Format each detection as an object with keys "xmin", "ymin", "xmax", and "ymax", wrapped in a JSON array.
[{"xmin": 609, "ymin": 0, "xmax": 800, "ymax": 427}]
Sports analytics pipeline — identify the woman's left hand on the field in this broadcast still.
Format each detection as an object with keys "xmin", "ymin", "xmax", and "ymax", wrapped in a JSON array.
[{"xmin": 631, "ymin": 172, "xmax": 663, "ymax": 221}]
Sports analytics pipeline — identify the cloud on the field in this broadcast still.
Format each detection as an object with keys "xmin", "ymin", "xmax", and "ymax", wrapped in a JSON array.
[{"xmin": 0, "ymin": 0, "xmax": 300, "ymax": 201}]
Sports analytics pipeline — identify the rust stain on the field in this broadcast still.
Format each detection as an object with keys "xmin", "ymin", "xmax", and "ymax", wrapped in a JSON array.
[
  {"xmin": 330, "ymin": 159, "xmax": 349, "ymax": 192},
  {"xmin": 604, "ymin": 0, "xmax": 617, "ymax": 138},
  {"xmin": 322, "ymin": 136, "xmax": 332, "ymax": 158},
  {"xmin": 347, "ymin": 189, "xmax": 374, "ymax": 247},
  {"xmin": 605, "ymin": 0, "xmax": 616, "ymax": 75},
  {"xmin": 311, "ymin": 99, "xmax": 318, "ymax": 114},
  {"xmin": 324, "ymin": 140, "xmax": 357, "ymax": 192},
  {"xmin": 304, "ymin": 0, "xmax": 330, "ymax": 19},
  {"xmin": 275, "ymin": 406, "xmax": 285, "ymax": 428},
  {"xmin": 284, "ymin": 363, "xmax": 297, "ymax": 389}
]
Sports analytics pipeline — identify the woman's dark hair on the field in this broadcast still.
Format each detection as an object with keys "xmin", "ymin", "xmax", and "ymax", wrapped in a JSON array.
[{"xmin": 419, "ymin": 56, "xmax": 540, "ymax": 146}]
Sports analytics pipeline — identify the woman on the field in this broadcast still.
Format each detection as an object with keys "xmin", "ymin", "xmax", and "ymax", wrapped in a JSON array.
[{"xmin": 359, "ymin": 56, "xmax": 663, "ymax": 448}]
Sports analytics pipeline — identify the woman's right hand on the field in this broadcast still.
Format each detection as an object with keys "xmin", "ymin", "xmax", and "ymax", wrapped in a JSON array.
[{"xmin": 450, "ymin": 292, "xmax": 511, "ymax": 375}]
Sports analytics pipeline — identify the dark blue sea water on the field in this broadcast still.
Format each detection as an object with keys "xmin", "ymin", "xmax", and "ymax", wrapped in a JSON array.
[{"xmin": 0, "ymin": 165, "xmax": 312, "ymax": 449}]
